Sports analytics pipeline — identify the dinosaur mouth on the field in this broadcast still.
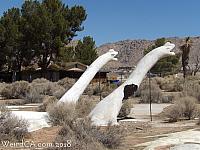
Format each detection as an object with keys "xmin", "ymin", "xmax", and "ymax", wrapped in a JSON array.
[{"xmin": 111, "ymin": 52, "xmax": 118, "ymax": 61}]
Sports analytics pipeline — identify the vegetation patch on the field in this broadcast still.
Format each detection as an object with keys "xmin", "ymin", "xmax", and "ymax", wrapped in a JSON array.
[{"xmin": 0, "ymin": 105, "xmax": 28, "ymax": 141}]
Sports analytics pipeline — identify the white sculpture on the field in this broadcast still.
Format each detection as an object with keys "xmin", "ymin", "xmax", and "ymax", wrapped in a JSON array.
[
  {"xmin": 58, "ymin": 49, "xmax": 118, "ymax": 104},
  {"xmin": 89, "ymin": 42, "xmax": 175, "ymax": 126}
]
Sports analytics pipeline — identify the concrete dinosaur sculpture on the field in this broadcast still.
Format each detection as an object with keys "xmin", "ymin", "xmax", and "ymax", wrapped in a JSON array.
[
  {"xmin": 58, "ymin": 49, "xmax": 118, "ymax": 104},
  {"xmin": 89, "ymin": 42, "xmax": 175, "ymax": 126}
]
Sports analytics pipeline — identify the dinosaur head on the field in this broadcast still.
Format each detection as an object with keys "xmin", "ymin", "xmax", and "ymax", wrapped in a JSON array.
[
  {"xmin": 108, "ymin": 49, "xmax": 118, "ymax": 61},
  {"xmin": 161, "ymin": 42, "xmax": 176, "ymax": 56}
]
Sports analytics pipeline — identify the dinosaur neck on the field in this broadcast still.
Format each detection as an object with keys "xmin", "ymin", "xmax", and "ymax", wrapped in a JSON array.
[
  {"xmin": 58, "ymin": 54, "xmax": 113, "ymax": 103},
  {"xmin": 123, "ymin": 50, "xmax": 163, "ymax": 87}
]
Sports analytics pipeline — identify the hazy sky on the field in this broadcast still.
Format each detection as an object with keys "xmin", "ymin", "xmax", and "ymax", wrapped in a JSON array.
[{"xmin": 1, "ymin": 0, "xmax": 199, "ymax": 46}]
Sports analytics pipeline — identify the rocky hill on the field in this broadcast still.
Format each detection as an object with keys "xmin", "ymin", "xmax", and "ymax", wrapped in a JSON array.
[{"xmin": 97, "ymin": 37, "xmax": 200, "ymax": 70}]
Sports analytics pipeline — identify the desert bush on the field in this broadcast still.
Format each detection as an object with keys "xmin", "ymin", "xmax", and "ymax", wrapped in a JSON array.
[
  {"xmin": 47, "ymin": 102, "xmax": 77, "ymax": 126},
  {"xmin": 180, "ymin": 96, "xmax": 198, "ymax": 120},
  {"xmin": 76, "ymin": 95, "xmax": 97, "ymax": 118},
  {"xmin": 0, "ymin": 82, "xmax": 6, "ymax": 94},
  {"xmin": 51, "ymin": 119, "xmax": 104, "ymax": 150},
  {"xmin": 38, "ymin": 96, "xmax": 58, "ymax": 112},
  {"xmin": 161, "ymin": 104, "xmax": 183, "ymax": 122},
  {"xmin": 118, "ymin": 99, "xmax": 133, "ymax": 118},
  {"xmin": 57, "ymin": 77, "xmax": 75, "ymax": 89},
  {"xmin": 95, "ymin": 125, "xmax": 124, "ymax": 149},
  {"xmin": 183, "ymin": 81, "xmax": 200, "ymax": 102},
  {"xmin": 25, "ymin": 80, "xmax": 65, "ymax": 103},
  {"xmin": 138, "ymin": 79, "xmax": 163, "ymax": 103},
  {"xmin": 51, "ymin": 118, "xmax": 124, "ymax": 150},
  {"xmin": 47, "ymin": 95, "xmax": 98, "ymax": 125},
  {"xmin": 32, "ymin": 78, "xmax": 49, "ymax": 83},
  {"xmin": 156, "ymin": 75, "xmax": 184, "ymax": 92},
  {"xmin": 1, "ymin": 81, "xmax": 29, "ymax": 99},
  {"xmin": 47, "ymin": 100, "xmax": 124, "ymax": 149},
  {"xmin": 85, "ymin": 83, "xmax": 115, "ymax": 97},
  {"xmin": 0, "ymin": 105, "xmax": 28, "ymax": 141},
  {"xmin": 161, "ymin": 96, "xmax": 199, "ymax": 122}
]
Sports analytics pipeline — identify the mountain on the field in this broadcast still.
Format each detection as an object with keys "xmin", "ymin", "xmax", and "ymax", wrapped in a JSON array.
[{"xmin": 97, "ymin": 37, "xmax": 200, "ymax": 70}]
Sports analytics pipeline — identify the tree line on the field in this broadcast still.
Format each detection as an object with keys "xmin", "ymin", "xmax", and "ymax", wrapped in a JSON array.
[{"xmin": 0, "ymin": 0, "xmax": 98, "ymax": 75}]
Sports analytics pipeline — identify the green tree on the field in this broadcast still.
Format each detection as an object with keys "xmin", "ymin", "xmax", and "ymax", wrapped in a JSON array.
[
  {"xmin": 0, "ymin": 23, "xmax": 6, "ymax": 70},
  {"xmin": 0, "ymin": 7, "xmax": 29, "ymax": 73},
  {"xmin": 145, "ymin": 38, "xmax": 180, "ymax": 76},
  {"xmin": 75, "ymin": 36, "xmax": 98, "ymax": 65},
  {"xmin": 58, "ymin": 46, "xmax": 75, "ymax": 63},
  {"xmin": 21, "ymin": 0, "xmax": 87, "ymax": 70}
]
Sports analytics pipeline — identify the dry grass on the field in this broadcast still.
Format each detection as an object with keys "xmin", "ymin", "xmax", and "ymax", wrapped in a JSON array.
[{"xmin": 0, "ymin": 105, "xmax": 28, "ymax": 141}]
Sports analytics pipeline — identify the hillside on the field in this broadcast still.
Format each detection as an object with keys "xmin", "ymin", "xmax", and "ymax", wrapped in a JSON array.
[{"xmin": 97, "ymin": 37, "xmax": 200, "ymax": 70}]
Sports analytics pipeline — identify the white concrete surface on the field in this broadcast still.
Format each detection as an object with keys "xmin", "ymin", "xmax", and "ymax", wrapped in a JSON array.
[
  {"xmin": 136, "ymin": 129, "xmax": 200, "ymax": 150},
  {"xmin": 171, "ymin": 144, "xmax": 200, "ymax": 150},
  {"xmin": 129, "ymin": 103, "xmax": 171, "ymax": 119},
  {"xmin": 12, "ymin": 111, "xmax": 50, "ymax": 132}
]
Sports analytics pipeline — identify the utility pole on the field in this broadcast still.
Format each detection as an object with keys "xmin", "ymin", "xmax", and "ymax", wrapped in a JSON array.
[
  {"xmin": 98, "ymin": 71, "xmax": 102, "ymax": 100},
  {"xmin": 148, "ymin": 71, "xmax": 152, "ymax": 121}
]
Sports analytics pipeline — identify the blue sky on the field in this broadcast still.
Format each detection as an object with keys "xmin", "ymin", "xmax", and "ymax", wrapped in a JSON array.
[{"xmin": 0, "ymin": 0, "xmax": 200, "ymax": 46}]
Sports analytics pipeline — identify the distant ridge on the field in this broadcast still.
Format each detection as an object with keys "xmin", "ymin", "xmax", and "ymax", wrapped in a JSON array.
[{"xmin": 97, "ymin": 36, "xmax": 200, "ymax": 70}]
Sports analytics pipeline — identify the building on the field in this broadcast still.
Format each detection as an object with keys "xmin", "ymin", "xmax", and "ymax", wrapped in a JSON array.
[{"xmin": 0, "ymin": 62, "xmax": 109, "ymax": 83}]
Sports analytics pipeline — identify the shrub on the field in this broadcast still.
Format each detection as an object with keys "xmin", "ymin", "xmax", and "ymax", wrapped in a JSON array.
[
  {"xmin": 25, "ymin": 80, "xmax": 65, "ymax": 103},
  {"xmin": 118, "ymin": 99, "xmax": 133, "ymax": 118},
  {"xmin": 161, "ymin": 96, "xmax": 199, "ymax": 122},
  {"xmin": 154, "ymin": 76, "xmax": 184, "ymax": 92},
  {"xmin": 47, "ymin": 95, "xmax": 98, "ymax": 125},
  {"xmin": 0, "ymin": 82, "xmax": 6, "ymax": 95},
  {"xmin": 57, "ymin": 77, "xmax": 75, "ymax": 89},
  {"xmin": 51, "ymin": 118, "xmax": 124, "ymax": 150},
  {"xmin": 32, "ymin": 78, "xmax": 49, "ymax": 83},
  {"xmin": 1, "ymin": 81, "xmax": 29, "ymax": 99},
  {"xmin": 161, "ymin": 104, "xmax": 183, "ymax": 122},
  {"xmin": 180, "ymin": 96, "xmax": 198, "ymax": 120},
  {"xmin": 51, "ymin": 119, "xmax": 104, "ymax": 150},
  {"xmin": 75, "ymin": 95, "xmax": 97, "ymax": 118},
  {"xmin": 138, "ymin": 79, "xmax": 163, "ymax": 103},
  {"xmin": 94, "ymin": 124, "xmax": 124, "ymax": 149},
  {"xmin": 47, "ymin": 102, "xmax": 77, "ymax": 126},
  {"xmin": 0, "ymin": 105, "xmax": 28, "ymax": 141},
  {"xmin": 183, "ymin": 81, "xmax": 200, "ymax": 102},
  {"xmin": 38, "ymin": 96, "xmax": 58, "ymax": 112}
]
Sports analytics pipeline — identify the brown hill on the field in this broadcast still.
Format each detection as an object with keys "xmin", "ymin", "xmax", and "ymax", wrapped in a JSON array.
[{"xmin": 97, "ymin": 37, "xmax": 200, "ymax": 70}]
